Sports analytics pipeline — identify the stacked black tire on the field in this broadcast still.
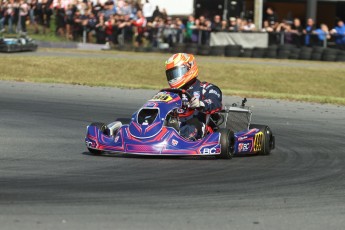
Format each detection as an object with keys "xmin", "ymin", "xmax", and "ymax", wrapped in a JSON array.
[
  {"xmin": 322, "ymin": 48, "xmax": 338, "ymax": 62},
  {"xmin": 265, "ymin": 45, "xmax": 277, "ymax": 59},
  {"xmin": 299, "ymin": 47, "xmax": 313, "ymax": 60},
  {"xmin": 252, "ymin": 47, "xmax": 266, "ymax": 58},
  {"xmin": 210, "ymin": 46, "xmax": 226, "ymax": 56},
  {"xmin": 224, "ymin": 45, "xmax": 242, "ymax": 57},
  {"xmin": 277, "ymin": 44, "xmax": 295, "ymax": 59},
  {"xmin": 336, "ymin": 50, "xmax": 345, "ymax": 62}
]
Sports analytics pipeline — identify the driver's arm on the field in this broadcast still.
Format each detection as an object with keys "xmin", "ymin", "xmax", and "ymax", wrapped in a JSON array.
[{"xmin": 201, "ymin": 85, "xmax": 222, "ymax": 114}]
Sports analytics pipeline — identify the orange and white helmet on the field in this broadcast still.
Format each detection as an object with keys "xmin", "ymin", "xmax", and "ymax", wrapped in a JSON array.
[{"xmin": 165, "ymin": 53, "xmax": 199, "ymax": 89}]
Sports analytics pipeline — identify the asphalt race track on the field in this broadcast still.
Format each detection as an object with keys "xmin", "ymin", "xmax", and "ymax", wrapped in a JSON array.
[{"xmin": 1, "ymin": 81, "xmax": 345, "ymax": 230}]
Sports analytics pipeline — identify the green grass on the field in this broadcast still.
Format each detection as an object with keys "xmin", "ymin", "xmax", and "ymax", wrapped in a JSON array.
[{"xmin": 1, "ymin": 48, "xmax": 345, "ymax": 105}]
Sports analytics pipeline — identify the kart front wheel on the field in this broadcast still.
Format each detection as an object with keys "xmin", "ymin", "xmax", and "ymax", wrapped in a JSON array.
[{"xmin": 216, "ymin": 128, "xmax": 235, "ymax": 159}]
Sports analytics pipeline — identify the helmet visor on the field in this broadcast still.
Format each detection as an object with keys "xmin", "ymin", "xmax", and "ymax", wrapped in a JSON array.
[{"xmin": 166, "ymin": 66, "xmax": 189, "ymax": 83}]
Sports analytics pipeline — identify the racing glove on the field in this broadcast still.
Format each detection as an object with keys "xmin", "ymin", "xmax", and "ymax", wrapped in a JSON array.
[{"xmin": 190, "ymin": 96, "xmax": 205, "ymax": 109}]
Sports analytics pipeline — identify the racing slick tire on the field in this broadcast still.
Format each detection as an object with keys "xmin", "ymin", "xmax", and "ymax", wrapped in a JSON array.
[
  {"xmin": 87, "ymin": 122, "xmax": 108, "ymax": 155},
  {"xmin": 249, "ymin": 124, "xmax": 275, "ymax": 155},
  {"xmin": 216, "ymin": 128, "xmax": 235, "ymax": 159}
]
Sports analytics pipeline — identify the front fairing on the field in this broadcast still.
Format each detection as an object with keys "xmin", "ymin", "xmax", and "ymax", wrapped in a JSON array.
[
  {"xmin": 86, "ymin": 124, "xmax": 221, "ymax": 156},
  {"xmin": 128, "ymin": 91, "xmax": 182, "ymax": 139}
]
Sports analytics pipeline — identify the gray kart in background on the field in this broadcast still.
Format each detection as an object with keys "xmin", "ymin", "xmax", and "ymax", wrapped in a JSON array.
[{"xmin": 0, "ymin": 37, "xmax": 38, "ymax": 53}]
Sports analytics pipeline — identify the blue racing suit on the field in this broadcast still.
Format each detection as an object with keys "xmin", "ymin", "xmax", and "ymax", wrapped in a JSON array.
[{"xmin": 179, "ymin": 79, "xmax": 222, "ymax": 140}]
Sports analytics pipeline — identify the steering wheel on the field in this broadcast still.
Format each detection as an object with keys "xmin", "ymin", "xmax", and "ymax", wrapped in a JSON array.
[{"xmin": 160, "ymin": 88, "xmax": 192, "ymax": 101}]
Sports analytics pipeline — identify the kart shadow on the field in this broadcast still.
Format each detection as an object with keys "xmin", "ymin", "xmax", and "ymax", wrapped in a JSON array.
[{"xmin": 81, "ymin": 151, "xmax": 260, "ymax": 160}]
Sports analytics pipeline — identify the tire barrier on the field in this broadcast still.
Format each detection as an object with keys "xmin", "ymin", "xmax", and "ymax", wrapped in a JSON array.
[
  {"xmin": 225, "ymin": 45, "xmax": 242, "ymax": 57},
  {"xmin": 240, "ymin": 48, "xmax": 253, "ymax": 58},
  {"xmin": 310, "ymin": 47, "xmax": 325, "ymax": 61},
  {"xmin": 185, "ymin": 43, "xmax": 198, "ymax": 54},
  {"xmin": 265, "ymin": 45, "xmax": 277, "ymax": 59},
  {"xmin": 289, "ymin": 47, "xmax": 300, "ymax": 59},
  {"xmin": 197, "ymin": 45, "xmax": 210, "ymax": 56},
  {"xmin": 252, "ymin": 47, "xmax": 266, "ymax": 58},
  {"xmin": 299, "ymin": 47, "xmax": 313, "ymax": 60},
  {"xmin": 336, "ymin": 51, "xmax": 345, "ymax": 62},
  {"xmin": 171, "ymin": 43, "xmax": 186, "ymax": 53},
  {"xmin": 122, "ymin": 44, "xmax": 344, "ymax": 62},
  {"xmin": 322, "ymin": 48, "xmax": 339, "ymax": 62},
  {"xmin": 209, "ymin": 46, "xmax": 225, "ymax": 56}
]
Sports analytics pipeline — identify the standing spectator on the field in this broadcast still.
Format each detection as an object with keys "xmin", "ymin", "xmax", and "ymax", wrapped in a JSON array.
[
  {"xmin": 29, "ymin": 0, "xmax": 36, "ymax": 27},
  {"xmin": 19, "ymin": 0, "xmax": 29, "ymax": 33},
  {"xmin": 313, "ymin": 23, "xmax": 331, "ymax": 46},
  {"xmin": 198, "ymin": 15, "xmax": 211, "ymax": 45},
  {"xmin": 5, "ymin": 0, "xmax": 15, "ymax": 33},
  {"xmin": 175, "ymin": 17, "xmax": 185, "ymax": 43},
  {"xmin": 92, "ymin": 0, "xmax": 103, "ymax": 16},
  {"xmin": 131, "ymin": 10, "xmax": 146, "ymax": 47},
  {"xmin": 220, "ymin": 20, "xmax": 228, "ymax": 31},
  {"xmin": 95, "ymin": 12, "xmax": 106, "ymax": 44},
  {"xmin": 211, "ymin": 15, "xmax": 222, "ymax": 32},
  {"xmin": 151, "ymin": 5, "xmax": 161, "ymax": 20},
  {"xmin": 72, "ymin": 10, "xmax": 83, "ymax": 41},
  {"xmin": 291, "ymin": 18, "xmax": 303, "ymax": 47},
  {"xmin": 142, "ymin": 0, "xmax": 153, "ymax": 22},
  {"xmin": 228, "ymin": 17, "xmax": 239, "ymax": 32},
  {"xmin": 185, "ymin": 15, "xmax": 195, "ymax": 43},
  {"xmin": 242, "ymin": 19, "xmax": 256, "ymax": 31},
  {"xmin": 162, "ymin": 16, "xmax": 177, "ymax": 47},
  {"xmin": 55, "ymin": 1, "xmax": 65, "ymax": 37},
  {"xmin": 303, "ymin": 18, "xmax": 316, "ymax": 47},
  {"xmin": 236, "ymin": 17, "xmax": 244, "ymax": 31},
  {"xmin": 265, "ymin": 7, "xmax": 278, "ymax": 30},
  {"xmin": 0, "ymin": 2, "xmax": 5, "ymax": 32},
  {"xmin": 41, "ymin": 0, "xmax": 53, "ymax": 34},
  {"xmin": 103, "ymin": 1, "xmax": 114, "ymax": 21},
  {"xmin": 276, "ymin": 20, "xmax": 293, "ymax": 44},
  {"xmin": 104, "ymin": 14, "xmax": 115, "ymax": 48},
  {"xmin": 160, "ymin": 8, "xmax": 167, "ymax": 21},
  {"xmin": 65, "ymin": 4, "xmax": 75, "ymax": 40},
  {"xmin": 86, "ymin": 12, "xmax": 97, "ymax": 42},
  {"xmin": 330, "ymin": 20, "xmax": 345, "ymax": 50}
]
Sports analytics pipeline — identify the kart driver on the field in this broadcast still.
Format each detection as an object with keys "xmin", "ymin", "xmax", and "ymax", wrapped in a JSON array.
[{"xmin": 165, "ymin": 53, "xmax": 222, "ymax": 140}]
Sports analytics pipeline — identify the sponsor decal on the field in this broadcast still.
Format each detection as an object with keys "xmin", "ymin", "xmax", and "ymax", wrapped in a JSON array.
[
  {"xmin": 85, "ymin": 140, "xmax": 96, "ymax": 148},
  {"xmin": 238, "ymin": 136, "xmax": 248, "ymax": 141},
  {"xmin": 254, "ymin": 132, "xmax": 264, "ymax": 152},
  {"xmin": 150, "ymin": 92, "xmax": 173, "ymax": 102},
  {"xmin": 200, "ymin": 146, "xmax": 220, "ymax": 155},
  {"xmin": 238, "ymin": 143, "xmax": 251, "ymax": 152},
  {"xmin": 209, "ymin": 89, "xmax": 220, "ymax": 98},
  {"xmin": 172, "ymin": 139, "xmax": 178, "ymax": 146}
]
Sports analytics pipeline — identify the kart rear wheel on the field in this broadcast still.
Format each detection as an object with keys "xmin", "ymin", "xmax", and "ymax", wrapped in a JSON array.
[
  {"xmin": 216, "ymin": 128, "xmax": 235, "ymax": 159},
  {"xmin": 87, "ymin": 148, "xmax": 102, "ymax": 155},
  {"xmin": 249, "ymin": 124, "xmax": 275, "ymax": 155}
]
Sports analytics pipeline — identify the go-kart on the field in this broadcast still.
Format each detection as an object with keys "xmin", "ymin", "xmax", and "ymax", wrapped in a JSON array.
[
  {"xmin": 85, "ymin": 88, "xmax": 275, "ymax": 159},
  {"xmin": 0, "ymin": 36, "xmax": 38, "ymax": 53}
]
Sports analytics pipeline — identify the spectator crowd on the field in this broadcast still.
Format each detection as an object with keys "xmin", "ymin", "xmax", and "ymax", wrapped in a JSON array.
[{"xmin": 0, "ymin": 1, "xmax": 344, "ymax": 50}]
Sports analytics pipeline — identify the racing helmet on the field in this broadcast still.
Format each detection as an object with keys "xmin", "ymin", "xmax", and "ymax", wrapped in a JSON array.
[{"xmin": 165, "ymin": 53, "xmax": 198, "ymax": 89}]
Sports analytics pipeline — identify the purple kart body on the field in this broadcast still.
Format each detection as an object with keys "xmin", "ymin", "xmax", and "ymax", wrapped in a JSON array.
[{"xmin": 85, "ymin": 89, "xmax": 275, "ymax": 158}]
